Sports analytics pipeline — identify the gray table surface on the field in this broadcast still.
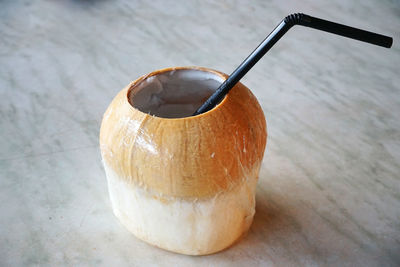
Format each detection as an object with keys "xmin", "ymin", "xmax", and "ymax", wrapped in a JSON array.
[{"xmin": 1, "ymin": 0, "xmax": 399, "ymax": 266}]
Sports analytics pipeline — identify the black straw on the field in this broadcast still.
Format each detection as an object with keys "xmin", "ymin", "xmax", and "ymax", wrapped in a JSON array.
[{"xmin": 193, "ymin": 13, "xmax": 393, "ymax": 116}]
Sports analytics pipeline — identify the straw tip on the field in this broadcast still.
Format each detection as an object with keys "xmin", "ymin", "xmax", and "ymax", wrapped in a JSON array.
[{"xmin": 387, "ymin": 37, "xmax": 393, "ymax": 48}]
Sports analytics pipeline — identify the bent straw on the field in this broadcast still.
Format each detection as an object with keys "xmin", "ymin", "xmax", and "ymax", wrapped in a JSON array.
[{"xmin": 193, "ymin": 13, "xmax": 393, "ymax": 116}]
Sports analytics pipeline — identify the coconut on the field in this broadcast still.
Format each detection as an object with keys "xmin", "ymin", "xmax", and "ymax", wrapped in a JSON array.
[{"xmin": 100, "ymin": 66, "xmax": 267, "ymax": 255}]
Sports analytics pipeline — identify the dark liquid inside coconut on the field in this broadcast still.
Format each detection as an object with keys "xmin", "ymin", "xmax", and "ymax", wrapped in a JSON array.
[{"xmin": 128, "ymin": 69, "xmax": 223, "ymax": 118}]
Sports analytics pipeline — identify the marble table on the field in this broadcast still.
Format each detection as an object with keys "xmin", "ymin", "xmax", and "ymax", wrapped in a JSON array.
[{"xmin": 1, "ymin": 0, "xmax": 399, "ymax": 266}]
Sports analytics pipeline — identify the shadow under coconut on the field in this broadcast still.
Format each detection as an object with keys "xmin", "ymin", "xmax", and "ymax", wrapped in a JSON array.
[
  {"xmin": 201, "ymin": 184, "xmax": 326, "ymax": 264},
  {"xmin": 238, "ymin": 189, "xmax": 302, "ymax": 251},
  {"xmin": 197, "ymin": 187, "xmax": 302, "ymax": 259},
  {"xmin": 205, "ymin": 174, "xmax": 395, "ymax": 265}
]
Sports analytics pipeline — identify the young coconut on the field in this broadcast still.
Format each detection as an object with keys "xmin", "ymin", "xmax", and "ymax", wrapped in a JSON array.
[{"xmin": 100, "ymin": 66, "xmax": 267, "ymax": 255}]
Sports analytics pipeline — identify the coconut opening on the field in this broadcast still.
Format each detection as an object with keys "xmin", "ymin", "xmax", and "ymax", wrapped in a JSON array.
[{"xmin": 128, "ymin": 69, "xmax": 224, "ymax": 118}]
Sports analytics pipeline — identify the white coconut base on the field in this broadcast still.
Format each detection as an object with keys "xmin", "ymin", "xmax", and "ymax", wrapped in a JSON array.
[{"xmin": 103, "ymin": 162, "xmax": 258, "ymax": 255}]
